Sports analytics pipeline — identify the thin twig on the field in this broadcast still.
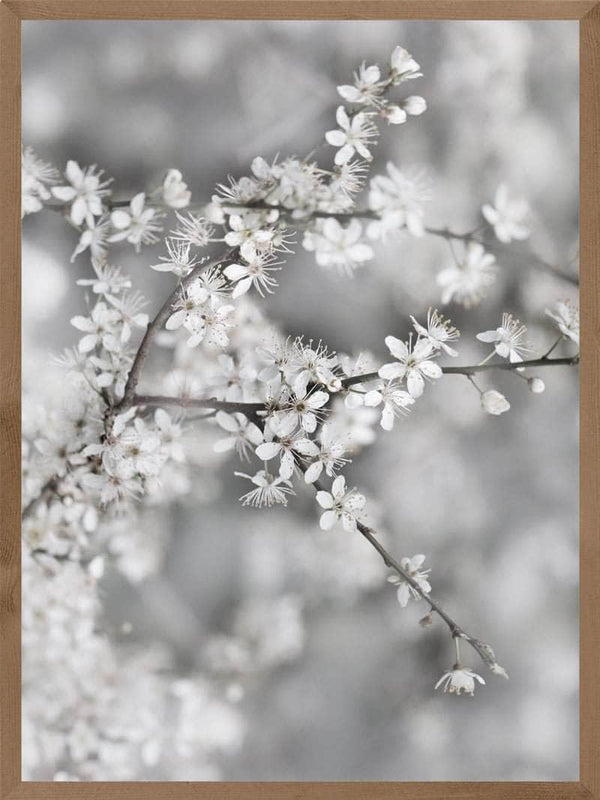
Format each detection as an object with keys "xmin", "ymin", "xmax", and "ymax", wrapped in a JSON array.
[
  {"xmin": 133, "ymin": 395, "xmax": 266, "ymax": 414},
  {"xmin": 115, "ymin": 247, "xmax": 239, "ymax": 412},
  {"xmin": 341, "ymin": 354, "xmax": 579, "ymax": 388}
]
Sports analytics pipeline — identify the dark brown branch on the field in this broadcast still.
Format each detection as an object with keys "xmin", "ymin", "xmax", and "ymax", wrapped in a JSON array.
[{"xmin": 133, "ymin": 395, "xmax": 266, "ymax": 414}]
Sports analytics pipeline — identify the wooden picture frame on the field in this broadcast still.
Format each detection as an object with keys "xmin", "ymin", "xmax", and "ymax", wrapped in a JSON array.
[{"xmin": 1, "ymin": 2, "xmax": 597, "ymax": 798}]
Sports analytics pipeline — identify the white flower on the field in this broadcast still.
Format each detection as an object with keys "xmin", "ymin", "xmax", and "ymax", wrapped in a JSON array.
[
  {"xmin": 482, "ymin": 185, "xmax": 530, "ymax": 243},
  {"xmin": 435, "ymin": 666, "xmax": 485, "ymax": 696},
  {"xmin": 154, "ymin": 408, "xmax": 186, "ymax": 462},
  {"xmin": 21, "ymin": 147, "xmax": 59, "ymax": 217},
  {"xmin": 162, "ymin": 169, "xmax": 191, "ymax": 209},
  {"xmin": 70, "ymin": 216, "xmax": 111, "ymax": 263},
  {"xmin": 325, "ymin": 106, "xmax": 378, "ymax": 166},
  {"xmin": 255, "ymin": 434, "xmax": 318, "ymax": 480},
  {"xmin": 224, "ymin": 212, "xmax": 276, "ymax": 249},
  {"xmin": 235, "ymin": 470, "xmax": 294, "ymax": 508},
  {"xmin": 367, "ymin": 163, "xmax": 430, "ymax": 239},
  {"xmin": 337, "ymin": 63, "xmax": 384, "ymax": 107},
  {"xmin": 214, "ymin": 412, "xmax": 263, "ymax": 460},
  {"xmin": 481, "ymin": 390, "xmax": 510, "ymax": 416},
  {"xmin": 315, "ymin": 475, "xmax": 366, "ymax": 532},
  {"xmin": 410, "ymin": 308, "xmax": 460, "ymax": 357},
  {"xmin": 303, "ymin": 424, "xmax": 349, "ymax": 484},
  {"xmin": 151, "ymin": 238, "xmax": 199, "ymax": 278},
  {"xmin": 437, "ymin": 242, "xmax": 497, "ymax": 308},
  {"xmin": 170, "ymin": 211, "xmax": 215, "ymax": 247},
  {"xmin": 381, "ymin": 96, "xmax": 427, "ymax": 125},
  {"xmin": 106, "ymin": 291, "xmax": 149, "ymax": 343},
  {"xmin": 166, "ymin": 300, "xmax": 235, "ymax": 349},
  {"xmin": 390, "ymin": 46, "xmax": 422, "ymax": 82},
  {"xmin": 273, "ymin": 389, "xmax": 329, "ymax": 436},
  {"xmin": 386, "ymin": 554, "xmax": 431, "ymax": 607},
  {"xmin": 76, "ymin": 260, "xmax": 131, "ymax": 298},
  {"xmin": 379, "ymin": 336, "xmax": 442, "ymax": 398},
  {"xmin": 490, "ymin": 662, "xmax": 509, "ymax": 679},
  {"xmin": 51, "ymin": 160, "xmax": 111, "ymax": 227},
  {"xmin": 223, "ymin": 247, "xmax": 281, "ymax": 298},
  {"xmin": 70, "ymin": 301, "xmax": 121, "ymax": 354},
  {"xmin": 303, "ymin": 218, "xmax": 373, "ymax": 276},
  {"xmin": 364, "ymin": 381, "xmax": 415, "ymax": 430},
  {"xmin": 545, "ymin": 300, "xmax": 579, "ymax": 346},
  {"xmin": 476, "ymin": 313, "xmax": 529, "ymax": 362},
  {"xmin": 109, "ymin": 193, "xmax": 164, "ymax": 252},
  {"xmin": 287, "ymin": 339, "xmax": 341, "ymax": 395}
]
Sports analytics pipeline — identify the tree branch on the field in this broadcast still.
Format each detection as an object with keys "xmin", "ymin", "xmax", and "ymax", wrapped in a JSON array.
[
  {"xmin": 115, "ymin": 247, "xmax": 239, "ymax": 412},
  {"xmin": 341, "ymin": 354, "xmax": 579, "ymax": 388},
  {"xmin": 133, "ymin": 394, "xmax": 266, "ymax": 414}
]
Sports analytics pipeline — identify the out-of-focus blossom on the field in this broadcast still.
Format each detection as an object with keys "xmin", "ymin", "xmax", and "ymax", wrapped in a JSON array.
[
  {"xmin": 437, "ymin": 241, "xmax": 498, "ymax": 308},
  {"xmin": 545, "ymin": 300, "xmax": 579, "ymax": 346},
  {"xmin": 482, "ymin": 184, "xmax": 530, "ymax": 243},
  {"xmin": 481, "ymin": 389, "xmax": 510, "ymax": 416},
  {"xmin": 162, "ymin": 168, "xmax": 191, "ymax": 209}
]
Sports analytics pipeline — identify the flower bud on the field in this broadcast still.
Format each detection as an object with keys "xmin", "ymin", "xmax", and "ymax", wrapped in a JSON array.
[
  {"xmin": 528, "ymin": 377, "xmax": 545, "ymax": 394},
  {"xmin": 403, "ymin": 96, "xmax": 427, "ymax": 116},
  {"xmin": 481, "ymin": 389, "xmax": 510, "ymax": 416}
]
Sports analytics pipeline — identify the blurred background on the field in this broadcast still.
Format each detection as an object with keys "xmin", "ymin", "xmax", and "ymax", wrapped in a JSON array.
[{"xmin": 22, "ymin": 20, "xmax": 579, "ymax": 781}]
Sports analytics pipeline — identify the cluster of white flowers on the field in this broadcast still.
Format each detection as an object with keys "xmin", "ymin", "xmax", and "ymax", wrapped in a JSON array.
[{"xmin": 20, "ymin": 40, "xmax": 582, "ymax": 775}]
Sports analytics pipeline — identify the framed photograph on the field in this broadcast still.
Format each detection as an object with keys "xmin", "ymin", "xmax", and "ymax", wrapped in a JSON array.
[{"xmin": 1, "ymin": 2, "xmax": 598, "ymax": 798}]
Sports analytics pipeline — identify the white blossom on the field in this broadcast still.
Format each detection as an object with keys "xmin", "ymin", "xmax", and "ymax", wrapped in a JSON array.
[
  {"xmin": 70, "ymin": 302, "xmax": 121, "ymax": 354},
  {"xmin": 22, "ymin": 147, "xmax": 59, "ymax": 217},
  {"xmin": 315, "ymin": 475, "xmax": 366, "ymax": 532},
  {"xmin": 109, "ymin": 193, "xmax": 164, "ymax": 252},
  {"xmin": 52, "ymin": 160, "xmax": 111, "ymax": 227},
  {"xmin": 76, "ymin": 260, "xmax": 132, "ymax": 299},
  {"xmin": 387, "ymin": 554, "xmax": 431, "ymax": 607},
  {"xmin": 325, "ymin": 106, "xmax": 378, "ymax": 165},
  {"xmin": 170, "ymin": 211, "xmax": 215, "ymax": 247},
  {"xmin": 255, "ymin": 434, "xmax": 318, "ymax": 480},
  {"xmin": 303, "ymin": 218, "xmax": 373, "ymax": 276},
  {"xmin": 367, "ymin": 163, "xmax": 430, "ymax": 239},
  {"xmin": 151, "ymin": 238, "xmax": 199, "ymax": 278},
  {"xmin": 235, "ymin": 470, "xmax": 295, "ymax": 508},
  {"xmin": 214, "ymin": 412, "xmax": 263, "ymax": 460},
  {"xmin": 390, "ymin": 46, "xmax": 422, "ymax": 83},
  {"xmin": 482, "ymin": 184, "xmax": 530, "ymax": 243},
  {"xmin": 162, "ymin": 168, "xmax": 191, "ymax": 209},
  {"xmin": 303, "ymin": 424, "xmax": 349, "ymax": 484},
  {"xmin": 379, "ymin": 336, "xmax": 442, "ymax": 398},
  {"xmin": 70, "ymin": 216, "xmax": 111, "ymax": 263},
  {"xmin": 476, "ymin": 313, "xmax": 529, "ymax": 362},
  {"xmin": 337, "ymin": 62, "xmax": 384, "ymax": 107},
  {"xmin": 410, "ymin": 308, "xmax": 460, "ymax": 357},
  {"xmin": 223, "ymin": 246, "xmax": 281, "ymax": 298},
  {"xmin": 364, "ymin": 381, "xmax": 415, "ymax": 430},
  {"xmin": 437, "ymin": 241, "xmax": 498, "ymax": 308},
  {"xmin": 545, "ymin": 300, "xmax": 579, "ymax": 346}
]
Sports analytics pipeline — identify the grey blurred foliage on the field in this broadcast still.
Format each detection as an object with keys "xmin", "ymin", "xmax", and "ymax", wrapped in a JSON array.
[{"xmin": 22, "ymin": 20, "xmax": 578, "ymax": 780}]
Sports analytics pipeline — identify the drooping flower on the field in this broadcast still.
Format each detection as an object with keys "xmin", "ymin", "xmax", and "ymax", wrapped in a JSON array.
[
  {"xmin": 379, "ymin": 336, "xmax": 442, "ymax": 398},
  {"xmin": 482, "ymin": 184, "xmax": 530, "ymax": 243},
  {"xmin": 51, "ymin": 160, "xmax": 111, "ymax": 227},
  {"xmin": 545, "ymin": 300, "xmax": 579, "ymax": 346},
  {"xmin": 480, "ymin": 390, "xmax": 510, "ymax": 416},
  {"xmin": 435, "ymin": 666, "xmax": 485, "ymax": 696},
  {"xmin": 476, "ymin": 313, "xmax": 529, "ymax": 362},
  {"xmin": 325, "ymin": 106, "xmax": 378, "ymax": 166},
  {"xmin": 436, "ymin": 242, "xmax": 498, "ymax": 308},
  {"xmin": 315, "ymin": 475, "xmax": 366, "ymax": 532},
  {"xmin": 386, "ymin": 554, "xmax": 431, "ymax": 607},
  {"xmin": 235, "ymin": 470, "xmax": 295, "ymax": 508}
]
